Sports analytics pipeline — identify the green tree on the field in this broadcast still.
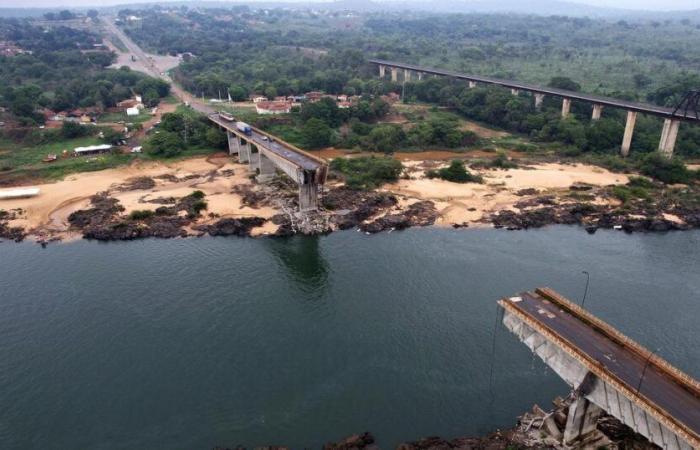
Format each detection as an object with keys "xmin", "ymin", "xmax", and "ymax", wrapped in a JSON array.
[
  {"xmin": 301, "ymin": 118, "xmax": 333, "ymax": 149},
  {"xmin": 145, "ymin": 131, "xmax": 185, "ymax": 157}
]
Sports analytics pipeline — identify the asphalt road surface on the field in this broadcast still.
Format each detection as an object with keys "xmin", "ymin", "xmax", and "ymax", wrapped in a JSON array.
[{"xmin": 505, "ymin": 291, "xmax": 700, "ymax": 441}]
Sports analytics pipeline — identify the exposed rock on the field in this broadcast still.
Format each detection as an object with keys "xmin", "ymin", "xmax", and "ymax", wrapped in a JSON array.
[
  {"xmin": 0, "ymin": 208, "xmax": 25, "ymax": 242},
  {"xmin": 116, "ymin": 176, "xmax": 156, "ymax": 191},
  {"xmin": 515, "ymin": 188, "xmax": 540, "ymax": 196},
  {"xmin": 194, "ymin": 217, "xmax": 266, "ymax": 237},
  {"xmin": 361, "ymin": 201, "xmax": 438, "ymax": 234},
  {"xmin": 324, "ymin": 432, "xmax": 376, "ymax": 450}
]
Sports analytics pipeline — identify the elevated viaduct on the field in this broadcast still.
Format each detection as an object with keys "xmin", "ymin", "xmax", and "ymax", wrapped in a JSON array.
[
  {"xmin": 499, "ymin": 288, "xmax": 700, "ymax": 449},
  {"xmin": 209, "ymin": 114, "xmax": 328, "ymax": 211},
  {"xmin": 370, "ymin": 59, "xmax": 700, "ymax": 157}
]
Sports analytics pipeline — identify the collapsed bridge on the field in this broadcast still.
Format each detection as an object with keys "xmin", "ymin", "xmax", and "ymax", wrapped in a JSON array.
[
  {"xmin": 499, "ymin": 288, "xmax": 700, "ymax": 449},
  {"xmin": 209, "ymin": 113, "xmax": 328, "ymax": 212}
]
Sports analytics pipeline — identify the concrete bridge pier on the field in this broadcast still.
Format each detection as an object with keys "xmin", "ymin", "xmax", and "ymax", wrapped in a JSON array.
[
  {"xmin": 417, "ymin": 72, "xmax": 424, "ymax": 81},
  {"xmin": 379, "ymin": 65, "xmax": 386, "ymax": 78},
  {"xmin": 404, "ymin": 69, "xmax": 411, "ymax": 82},
  {"xmin": 299, "ymin": 182, "xmax": 318, "ymax": 211},
  {"xmin": 621, "ymin": 111, "xmax": 637, "ymax": 157},
  {"xmin": 248, "ymin": 145, "xmax": 260, "ymax": 169},
  {"xmin": 238, "ymin": 138, "xmax": 251, "ymax": 163},
  {"xmin": 257, "ymin": 152, "xmax": 276, "ymax": 182},
  {"xmin": 561, "ymin": 98, "xmax": 572, "ymax": 118},
  {"xmin": 227, "ymin": 131, "xmax": 240, "ymax": 155},
  {"xmin": 468, "ymin": 81, "xmax": 477, "ymax": 89},
  {"xmin": 511, "ymin": 89, "xmax": 519, "ymax": 96},
  {"xmin": 592, "ymin": 104, "xmax": 603, "ymax": 120},
  {"xmin": 534, "ymin": 93, "xmax": 545, "ymax": 109},
  {"xmin": 658, "ymin": 119, "xmax": 680, "ymax": 157},
  {"xmin": 563, "ymin": 394, "xmax": 604, "ymax": 445},
  {"xmin": 391, "ymin": 68, "xmax": 399, "ymax": 82}
]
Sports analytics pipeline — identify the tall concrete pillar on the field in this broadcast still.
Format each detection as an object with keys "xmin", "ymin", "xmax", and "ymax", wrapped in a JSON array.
[
  {"xmin": 511, "ymin": 89, "xmax": 519, "ymax": 96},
  {"xmin": 417, "ymin": 72, "xmax": 424, "ymax": 81},
  {"xmin": 468, "ymin": 81, "xmax": 477, "ymax": 89},
  {"xmin": 404, "ymin": 69, "xmax": 411, "ymax": 82},
  {"xmin": 379, "ymin": 65, "xmax": 386, "ymax": 78},
  {"xmin": 227, "ymin": 131, "xmax": 239, "ymax": 155},
  {"xmin": 621, "ymin": 111, "xmax": 637, "ymax": 157},
  {"xmin": 238, "ymin": 138, "xmax": 250, "ymax": 163},
  {"xmin": 563, "ymin": 396, "xmax": 603, "ymax": 445},
  {"xmin": 248, "ymin": 145, "xmax": 260, "ymax": 168},
  {"xmin": 391, "ymin": 68, "xmax": 398, "ymax": 82},
  {"xmin": 592, "ymin": 104, "xmax": 603, "ymax": 121},
  {"xmin": 658, "ymin": 118, "xmax": 680, "ymax": 157},
  {"xmin": 561, "ymin": 98, "xmax": 572, "ymax": 119},
  {"xmin": 299, "ymin": 183, "xmax": 318, "ymax": 211},
  {"xmin": 534, "ymin": 93, "xmax": 545, "ymax": 110},
  {"xmin": 256, "ymin": 152, "xmax": 276, "ymax": 182}
]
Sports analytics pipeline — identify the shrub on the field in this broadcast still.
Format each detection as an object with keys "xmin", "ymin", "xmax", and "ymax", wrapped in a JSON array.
[
  {"xmin": 426, "ymin": 159, "xmax": 483, "ymax": 183},
  {"xmin": 189, "ymin": 190, "xmax": 205, "ymax": 200},
  {"xmin": 638, "ymin": 153, "xmax": 692, "ymax": 184},
  {"xmin": 128, "ymin": 209, "xmax": 154, "ymax": 220},
  {"xmin": 330, "ymin": 156, "xmax": 403, "ymax": 190}
]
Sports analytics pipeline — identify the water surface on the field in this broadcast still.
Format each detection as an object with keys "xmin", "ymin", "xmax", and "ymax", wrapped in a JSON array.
[{"xmin": 1, "ymin": 227, "xmax": 699, "ymax": 449}]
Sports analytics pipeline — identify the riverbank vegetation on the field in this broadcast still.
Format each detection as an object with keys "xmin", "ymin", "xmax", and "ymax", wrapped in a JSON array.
[{"xmin": 329, "ymin": 156, "xmax": 403, "ymax": 189}]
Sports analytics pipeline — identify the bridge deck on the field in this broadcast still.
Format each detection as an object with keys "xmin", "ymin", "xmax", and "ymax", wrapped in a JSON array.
[
  {"xmin": 501, "ymin": 288, "xmax": 700, "ymax": 445},
  {"xmin": 369, "ymin": 59, "xmax": 700, "ymax": 122},
  {"xmin": 209, "ymin": 115, "xmax": 325, "ymax": 172}
]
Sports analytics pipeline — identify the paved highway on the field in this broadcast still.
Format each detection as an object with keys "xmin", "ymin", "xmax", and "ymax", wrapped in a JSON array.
[
  {"xmin": 209, "ymin": 115, "xmax": 324, "ymax": 171},
  {"xmin": 505, "ymin": 290, "xmax": 700, "ymax": 442},
  {"xmin": 370, "ymin": 59, "xmax": 700, "ymax": 122}
]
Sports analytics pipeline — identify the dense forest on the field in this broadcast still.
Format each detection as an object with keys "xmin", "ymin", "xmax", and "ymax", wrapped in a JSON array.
[
  {"xmin": 122, "ymin": 7, "xmax": 700, "ymax": 158},
  {"xmin": 0, "ymin": 18, "xmax": 169, "ymax": 125}
]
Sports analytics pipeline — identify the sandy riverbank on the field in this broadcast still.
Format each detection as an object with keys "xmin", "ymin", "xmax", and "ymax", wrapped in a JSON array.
[
  {"xmin": 0, "ymin": 155, "xmax": 280, "ymax": 241},
  {"xmin": 386, "ymin": 162, "xmax": 629, "ymax": 227},
  {"xmin": 0, "ymin": 153, "xmax": 635, "ymax": 242}
]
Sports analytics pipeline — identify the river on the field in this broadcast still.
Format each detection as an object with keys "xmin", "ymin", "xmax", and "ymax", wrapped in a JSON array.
[{"xmin": 1, "ymin": 227, "xmax": 699, "ymax": 450}]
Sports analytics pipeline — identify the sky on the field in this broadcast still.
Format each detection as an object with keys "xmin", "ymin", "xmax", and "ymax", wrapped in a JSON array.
[{"xmin": 0, "ymin": 0, "xmax": 698, "ymax": 11}]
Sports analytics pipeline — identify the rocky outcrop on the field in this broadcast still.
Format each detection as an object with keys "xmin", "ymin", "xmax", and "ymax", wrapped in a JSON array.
[
  {"xmin": 194, "ymin": 217, "xmax": 267, "ymax": 237},
  {"xmin": 360, "ymin": 201, "xmax": 438, "ymax": 234},
  {"xmin": 0, "ymin": 208, "xmax": 26, "ymax": 242}
]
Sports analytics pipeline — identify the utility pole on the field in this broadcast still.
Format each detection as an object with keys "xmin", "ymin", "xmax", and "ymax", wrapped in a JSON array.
[
  {"xmin": 636, "ymin": 350, "xmax": 658, "ymax": 395},
  {"xmin": 581, "ymin": 271, "xmax": 590, "ymax": 308}
]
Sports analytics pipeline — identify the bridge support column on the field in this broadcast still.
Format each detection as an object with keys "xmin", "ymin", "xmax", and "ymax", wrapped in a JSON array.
[
  {"xmin": 563, "ymin": 395, "xmax": 603, "ymax": 445},
  {"xmin": 658, "ymin": 118, "xmax": 680, "ymax": 157},
  {"xmin": 534, "ymin": 93, "xmax": 545, "ymax": 109},
  {"xmin": 621, "ymin": 111, "xmax": 637, "ymax": 157},
  {"xmin": 592, "ymin": 104, "xmax": 603, "ymax": 120},
  {"xmin": 511, "ymin": 89, "xmax": 519, "ymax": 96},
  {"xmin": 391, "ymin": 68, "xmax": 398, "ymax": 82},
  {"xmin": 227, "ymin": 131, "xmax": 239, "ymax": 155},
  {"xmin": 299, "ymin": 183, "xmax": 318, "ymax": 211},
  {"xmin": 561, "ymin": 98, "xmax": 571, "ymax": 118},
  {"xmin": 417, "ymin": 72, "xmax": 424, "ymax": 81},
  {"xmin": 468, "ymin": 81, "xmax": 477, "ymax": 89},
  {"xmin": 238, "ymin": 139, "xmax": 250, "ymax": 163},
  {"xmin": 379, "ymin": 65, "xmax": 386, "ymax": 78},
  {"xmin": 256, "ymin": 152, "xmax": 276, "ymax": 183},
  {"xmin": 404, "ymin": 69, "xmax": 411, "ymax": 82}
]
